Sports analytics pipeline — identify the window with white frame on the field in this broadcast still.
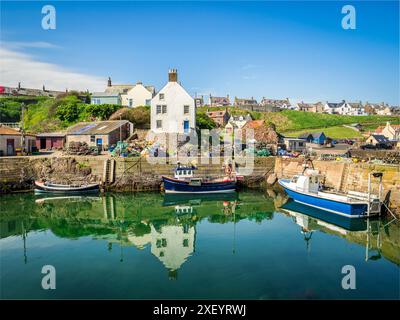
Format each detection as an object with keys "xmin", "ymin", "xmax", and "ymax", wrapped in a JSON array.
[
  {"xmin": 159, "ymin": 93, "xmax": 165, "ymax": 100},
  {"xmin": 162, "ymin": 105, "xmax": 167, "ymax": 114},
  {"xmin": 184, "ymin": 105, "xmax": 190, "ymax": 114},
  {"xmin": 156, "ymin": 105, "xmax": 162, "ymax": 114},
  {"xmin": 129, "ymin": 99, "xmax": 133, "ymax": 107},
  {"xmin": 156, "ymin": 120, "xmax": 162, "ymax": 129}
]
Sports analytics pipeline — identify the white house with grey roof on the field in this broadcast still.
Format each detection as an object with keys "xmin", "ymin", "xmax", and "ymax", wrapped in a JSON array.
[
  {"xmin": 121, "ymin": 81, "xmax": 155, "ymax": 107},
  {"xmin": 150, "ymin": 69, "xmax": 195, "ymax": 134},
  {"xmin": 343, "ymin": 102, "xmax": 367, "ymax": 116},
  {"xmin": 323, "ymin": 101, "xmax": 346, "ymax": 114}
]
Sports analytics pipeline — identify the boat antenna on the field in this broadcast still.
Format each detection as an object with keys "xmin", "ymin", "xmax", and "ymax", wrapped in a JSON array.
[
  {"xmin": 301, "ymin": 228, "xmax": 313, "ymax": 253},
  {"xmin": 302, "ymin": 157, "xmax": 314, "ymax": 174},
  {"xmin": 232, "ymin": 204, "xmax": 236, "ymax": 255},
  {"xmin": 22, "ymin": 220, "xmax": 27, "ymax": 264}
]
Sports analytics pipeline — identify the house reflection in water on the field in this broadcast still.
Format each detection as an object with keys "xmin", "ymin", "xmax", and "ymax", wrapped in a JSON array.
[
  {"xmin": 127, "ymin": 223, "xmax": 196, "ymax": 279},
  {"xmin": 150, "ymin": 224, "xmax": 195, "ymax": 279}
]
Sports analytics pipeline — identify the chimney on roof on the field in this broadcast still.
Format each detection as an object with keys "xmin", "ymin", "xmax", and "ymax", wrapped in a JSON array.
[
  {"xmin": 168, "ymin": 69, "xmax": 178, "ymax": 82},
  {"xmin": 107, "ymin": 77, "xmax": 112, "ymax": 87}
]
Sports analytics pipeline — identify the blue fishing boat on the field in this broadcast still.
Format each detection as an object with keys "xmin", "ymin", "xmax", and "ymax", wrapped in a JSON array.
[
  {"xmin": 278, "ymin": 166, "xmax": 382, "ymax": 218},
  {"xmin": 162, "ymin": 164, "xmax": 237, "ymax": 194}
]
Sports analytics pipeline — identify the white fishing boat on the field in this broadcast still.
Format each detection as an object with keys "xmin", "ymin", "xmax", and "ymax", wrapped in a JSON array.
[{"xmin": 278, "ymin": 160, "xmax": 383, "ymax": 218}]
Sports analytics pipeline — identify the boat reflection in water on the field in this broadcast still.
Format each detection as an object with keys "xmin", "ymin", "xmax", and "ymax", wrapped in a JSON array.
[
  {"xmin": 279, "ymin": 200, "xmax": 393, "ymax": 261},
  {"xmin": 281, "ymin": 200, "xmax": 368, "ymax": 232},
  {"xmin": 35, "ymin": 195, "xmax": 102, "ymax": 204},
  {"xmin": 163, "ymin": 192, "xmax": 238, "ymax": 206}
]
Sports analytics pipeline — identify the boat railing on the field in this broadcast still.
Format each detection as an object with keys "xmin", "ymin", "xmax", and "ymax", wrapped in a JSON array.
[{"xmin": 347, "ymin": 190, "xmax": 379, "ymax": 201}]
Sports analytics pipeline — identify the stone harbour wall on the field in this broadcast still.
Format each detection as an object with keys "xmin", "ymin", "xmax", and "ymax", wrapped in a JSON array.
[{"xmin": 0, "ymin": 155, "xmax": 275, "ymax": 192}]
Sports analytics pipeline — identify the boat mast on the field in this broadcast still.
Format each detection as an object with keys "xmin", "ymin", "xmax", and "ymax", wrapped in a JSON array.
[{"xmin": 22, "ymin": 220, "xmax": 27, "ymax": 264}]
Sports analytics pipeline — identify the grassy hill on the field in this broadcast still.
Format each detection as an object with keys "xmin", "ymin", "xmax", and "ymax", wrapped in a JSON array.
[
  {"xmin": 197, "ymin": 106, "xmax": 399, "ymax": 138},
  {"xmin": 268, "ymin": 110, "xmax": 398, "ymax": 132}
]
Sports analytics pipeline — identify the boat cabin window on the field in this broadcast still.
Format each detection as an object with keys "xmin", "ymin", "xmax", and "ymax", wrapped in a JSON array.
[
  {"xmin": 291, "ymin": 176, "xmax": 299, "ymax": 183},
  {"xmin": 175, "ymin": 168, "xmax": 194, "ymax": 178}
]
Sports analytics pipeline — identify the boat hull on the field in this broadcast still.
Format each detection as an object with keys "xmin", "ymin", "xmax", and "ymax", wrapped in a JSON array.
[
  {"xmin": 162, "ymin": 176, "xmax": 236, "ymax": 194},
  {"xmin": 34, "ymin": 181, "xmax": 100, "ymax": 194},
  {"xmin": 278, "ymin": 179, "xmax": 369, "ymax": 218}
]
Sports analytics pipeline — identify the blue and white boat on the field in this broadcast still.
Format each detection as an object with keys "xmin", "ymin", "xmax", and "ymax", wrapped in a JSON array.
[
  {"xmin": 278, "ymin": 169, "xmax": 381, "ymax": 218},
  {"xmin": 162, "ymin": 164, "xmax": 237, "ymax": 194}
]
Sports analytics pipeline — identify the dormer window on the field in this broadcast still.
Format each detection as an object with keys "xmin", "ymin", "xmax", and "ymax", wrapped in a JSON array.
[{"xmin": 159, "ymin": 93, "xmax": 165, "ymax": 100}]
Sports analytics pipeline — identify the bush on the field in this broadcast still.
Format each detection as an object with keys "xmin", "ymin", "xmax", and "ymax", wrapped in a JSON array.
[
  {"xmin": 55, "ymin": 97, "xmax": 86, "ymax": 123},
  {"xmin": 0, "ymin": 100, "xmax": 21, "ymax": 122},
  {"xmin": 196, "ymin": 112, "xmax": 216, "ymax": 130},
  {"xmin": 109, "ymin": 106, "xmax": 150, "ymax": 128},
  {"xmin": 84, "ymin": 104, "xmax": 122, "ymax": 120}
]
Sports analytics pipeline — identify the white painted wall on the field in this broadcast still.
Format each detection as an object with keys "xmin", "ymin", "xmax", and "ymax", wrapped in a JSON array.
[
  {"xmin": 121, "ymin": 83, "xmax": 153, "ymax": 107},
  {"xmin": 150, "ymin": 81, "xmax": 195, "ymax": 134}
]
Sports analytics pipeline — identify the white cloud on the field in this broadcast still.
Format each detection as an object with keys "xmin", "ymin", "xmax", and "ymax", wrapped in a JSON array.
[
  {"xmin": 242, "ymin": 74, "xmax": 257, "ymax": 80},
  {"xmin": 4, "ymin": 41, "xmax": 61, "ymax": 49},
  {"xmin": 0, "ymin": 47, "xmax": 105, "ymax": 92},
  {"xmin": 241, "ymin": 64, "xmax": 262, "ymax": 71}
]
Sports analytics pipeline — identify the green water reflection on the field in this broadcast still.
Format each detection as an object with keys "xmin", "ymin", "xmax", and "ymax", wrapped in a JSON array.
[{"xmin": 0, "ymin": 191, "xmax": 399, "ymax": 299}]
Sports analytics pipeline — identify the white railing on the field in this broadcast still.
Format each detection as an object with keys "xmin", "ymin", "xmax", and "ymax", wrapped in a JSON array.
[{"xmin": 0, "ymin": 122, "xmax": 21, "ymax": 128}]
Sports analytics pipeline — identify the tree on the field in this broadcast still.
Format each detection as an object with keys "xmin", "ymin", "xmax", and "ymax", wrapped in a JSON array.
[
  {"xmin": 84, "ymin": 104, "xmax": 122, "ymax": 120},
  {"xmin": 55, "ymin": 96, "xmax": 85, "ymax": 123},
  {"xmin": 109, "ymin": 106, "xmax": 150, "ymax": 128},
  {"xmin": 56, "ymin": 102, "xmax": 84, "ymax": 123},
  {"xmin": 196, "ymin": 112, "xmax": 216, "ymax": 130}
]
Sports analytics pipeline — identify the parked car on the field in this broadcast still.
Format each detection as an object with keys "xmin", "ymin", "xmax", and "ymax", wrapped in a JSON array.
[
  {"xmin": 360, "ymin": 144, "xmax": 376, "ymax": 150},
  {"xmin": 376, "ymin": 143, "xmax": 392, "ymax": 150}
]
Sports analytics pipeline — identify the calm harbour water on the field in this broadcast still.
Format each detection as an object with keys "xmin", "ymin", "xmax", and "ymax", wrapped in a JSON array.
[{"xmin": 0, "ymin": 191, "xmax": 399, "ymax": 299}]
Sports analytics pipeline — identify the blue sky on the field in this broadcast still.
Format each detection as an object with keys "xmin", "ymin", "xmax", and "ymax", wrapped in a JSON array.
[{"xmin": 1, "ymin": 1, "xmax": 399, "ymax": 105}]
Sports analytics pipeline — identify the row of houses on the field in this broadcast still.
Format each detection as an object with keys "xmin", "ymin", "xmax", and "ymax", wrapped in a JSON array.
[
  {"xmin": 87, "ymin": 72, "xmax": 399, "ymax": 117},
  {"xmin": 0, "ymin": 120, "xmax": 133, "ymax": 156},
  {"xmin": 0, "ymin": 83, "xmax": 79, "ymax": 98},
  {"xmin": 209, "ymin": 96, "xmax": 398, "ymax": 116}
]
